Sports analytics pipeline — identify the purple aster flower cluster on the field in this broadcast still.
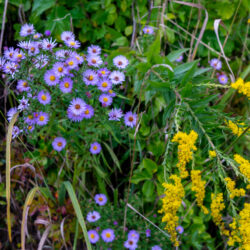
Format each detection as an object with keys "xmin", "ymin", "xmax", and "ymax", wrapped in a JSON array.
[
  {"xmin": 3, "ymin": 23, "xmax": 137, "ymax": 157},
  {"xmin": 124, "ymin": 230, "xmax": 140, "ymax": 249},
  {"xmin": 143, "ymin": 26, "xmax": 154, "ymax": 35}
]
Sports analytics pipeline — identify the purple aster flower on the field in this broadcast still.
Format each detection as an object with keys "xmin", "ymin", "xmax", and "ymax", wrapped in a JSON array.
[
  {"xmin": 176, "ymin": 55, "xmax": 183, "ymax": 62},
  {"xmin": 90, "ymin": 142, "xmax": 102, "ymax": 155},
  {"xmin": 88, "ymin": 230, "xmax": 99, "ymax": 244},
  {"xmin": 61, "ymin": 31, "xmax": 75, "ymax": 42},
  {"xmin": 101, "ymin": 229, "xmax": 115, "ymax": 243},
  {"xmin": 109, "ymin": 71, "xmax": 125, "ymax": 85},
  {"xmin": 34, "ymin": 55, "xmax": 49, "ymax": 69},
  {"xmin": 53, "ymin": 62, "xmax": 68, "ymax": 77},
  {"xmin": 113, "ymin": 221, "xmax": 118, "ymax": 226},
  {"xmin": 210, "ymin": 58, "xmax": 222, "ymax": 70},
  {"xmin": 176, "ymin": 225, "xmax": 184, "ymax": 234},
  {"xmin": 146, "ymin": 229, "xmax": 151, "ymax": 237},
  {"xmin": 18, "ymin": 97, "xmax": 29, "ymax": 111},
  {"xmin": 124, "ymin": 238, "xmax": 138, "ymax": 249},
  {"xmin": 83, "ymin": 69, "xmax": 99, "ymax": 86},
  {"xmin": 65, "ymin": 39, "xmax": 81, "ymax": 49},
  {"xmin": 86, "ymin": 211, "xmax": 101, "ymax": 222},
  {"xmin": 113, "ymin": 55, "xmax": 129, "ymax": 69},
  {"xmin": 108, "ymin": 108, "xmax": 123, "ymax": 121},
  {"xmin": 72, "ymin": 52, "xmax": 84, "ymax": 64},
  {"xmin": 55, "ymin": 50, "xmax": 71, "ymax": 60},
  {"xmin": 20, "ymin": 24, "xmax": 35, "ymax": 37},
  {"xmin": 59, "ymin": 77, "xmax": 73, "ymax": 93},
  {"xmin": 16, "ymin": 80, "xmax": 30, "ymax": 92},
  {"xmin": 152, "ymin": 246, "xmax": 162, "ymax": 250},
  {"xmin": 99, "ymin": 94, "xmax": 113, "ymax": 107},
  {"xmin": 82, "ymin": 105, "xmax": 94, "ymax": 119},
  {"xmin": 107, "ymin": 89, "xmax": 116, "ymax": 97},
  {"xmin": 86, "ymin": 55, "xmax": 103, "ymax": 67},
  {"xmin": 4, "ymin": 47, "xmax": 18, "ymax": 61},
  {"xmin": 98, "ymin": 78, "xmax": 112, "ymax": 92},
  {"xmin": 52, "ymin": 137, "xmax": 66, "ymax": 152},
  {"xmin": 98, "ymin": 68, "xmax": 110, "ymax": 78},
  {"xmin": 13, "ymin": 50, "xmax": 26, "ymax": 62},
  {"xmin": 218, "ymin": 74, "xmax": 228, "ymax": 84},
  {"xmin": 67, "ymin": 108, "xmax": 84, "ymax": 122},
  {"xmin": 37, "ymin": 90, "xmax": 51, "ymax": 105},
  {"xmin": 12, "ymin": 126, "xmax": 21, "ymax": 139},
  {"xmin": 0, "ymin": 57, "xmax": 6, "ymax": 70},
  {"xmin": 36, "ymin": 112, "xmax": 49, "ymax": 126},
  {"xmin": 17, "ymin": 41, "xmax": 29, "ymax": 50},
  {"xmin": 124, "ymin": 112, "xmax": 137, "ymax": 128},
  {"xmin": 42, "ymin": 38, "xmax": 57, "ymax": 50},
  {"xmin": 128, "ymin": 230, "xmax": 140, "ymax": 242},
  {"xmin": 87, "ymin": 45, "xmax": 101, "ymax": 55},
  {"xmin": 24, "ymin": 114, "xmax": 36, "ymax": 125},
  {"xmin": 26, "ymin": 125, "xmax": 35, "ymax": 133},
  {"xmin": 33, "ymin": 33, "xmax": 42, "ymax": 39},
  {"xmin": 44, "ymin": 70, "xmax": 59, "ymax": 86},
  {"xmin": 44, "ymin": 30, "xmax": 51, "ymax": 36},
  {"xmin": 143, "ymin": 26, "xmax": 154, "ymax": 35},
  {"xmin": 68, "ymin": 98, "xmax": 86, "ymax": 116},
  {"xmin": 7, "ymin": 107, "xmax": 18, "ymax": 122},
  {"xmin": 28, "ymin": 42, "xmax": 39, "ymax": 56},
  {"xmin": 3, "ymin": 61, "xmax": 19, "ymax": 77},
  {"xmin": 65, "ymin": 57, "xmax": 78, "ymax": 69}
]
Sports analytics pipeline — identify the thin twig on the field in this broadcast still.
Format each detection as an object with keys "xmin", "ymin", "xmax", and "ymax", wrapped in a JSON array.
[
  {"xmin": 131, "ymin": 0, "xmax": 137, "ymax": 48},
  {"xmin": 0, "ymin": 0, "xmax": 8, "ymax": 55}
]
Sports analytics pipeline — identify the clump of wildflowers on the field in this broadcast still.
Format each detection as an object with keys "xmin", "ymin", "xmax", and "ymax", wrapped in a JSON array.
[
  {"xmin": 209, "ymin": 150, "xmax": 216, "ymax": 158},
  {"xmin": 234, "ymin": 154, "xmax": 250, "ymax": 189},
  {"xmin": 158, "ymin": 175, "xmax": 184, "ymax": 246},
  {"xmin": 210, "ymin": 193, "xmax": 229, "ymax": 236},
  {"xmin": 172, "ymin": 130, "xmax": 198, "ymax": 178},
  {"xmin": 224, "ymin": 177, "xmax": 245, "ymax": 199},
  {"xmin": 231, "ymin": 78, "xmax": 250, "ymax": 99},
  {"xmin": 191, "ymin": 170, "xmax": 209, "ymax": 214}
]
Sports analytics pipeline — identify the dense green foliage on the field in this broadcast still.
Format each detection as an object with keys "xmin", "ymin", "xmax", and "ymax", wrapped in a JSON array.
[{"xmin": 0, "ymin": 0, "xmax": 249, "ymax": 249}]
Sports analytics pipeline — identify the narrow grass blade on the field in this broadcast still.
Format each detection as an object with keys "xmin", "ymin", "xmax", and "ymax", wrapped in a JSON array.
[
  {"xmin": 37, "ymin": 224, "xmax": 51, "ymax": 250},
  {"xmin": 102, "ymin": 142, "xmax": 121, "ymax": 172},
  {"xmin": 6, "ymin": 112, "xmax": 19, "ymax": 242},
  {"xmin": 63, "ymin": 181, "xmax": 92, "ymax": 250},
  {"xmin": 21, "ymin": 186, "xmax": 39, "ymax": 250}
]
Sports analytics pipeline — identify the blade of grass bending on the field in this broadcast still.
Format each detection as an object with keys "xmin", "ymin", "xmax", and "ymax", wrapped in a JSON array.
[
  {"xmin": 6, "ymin": 112, "xmax": 19, "ymax": 242},
  {"xmin": 63, "ymin": 181, "xmax": 92, "ymax": 250},
  {"xmin": 37, "ymin": 224, "xmax": 52, "ymax": 250},
  {"xmin": 21, "ymin": 186, "xmax": 39, "ymax": 250}
]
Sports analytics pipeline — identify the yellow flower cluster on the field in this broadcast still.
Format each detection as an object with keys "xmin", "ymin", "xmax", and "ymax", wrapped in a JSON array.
[
  {"xmin": 209, "ymin": 150, "xmax": 216, "ymax": 158},
  {"xmin": 234, "ymin": 154, "xmax": 250, "ymax": 189},
  {"xmin": 191, "ymin": 170, "xmax": 209, "ymax": 214},
  {"xmin": 226, "ymin": 120, "xmax": 246, "ymax": 137},
  {"xmin": 231, "ymin": 78, "xmax": 250, "ymax": 99},
  {"xmin": 228, "ymin": 203, "xmax": 250, "ymax": 249},
  {"xmin": 210, "ymin": 193, "xmax": 229, "ymax": 236},
  {"xmin": 172, "ymin": 130, "xmax": 198, "ymax": 178},
  {"xmin": 158, "ymin": 175, "xmax": 185, "ymax": 246},
  {"xmin": 225, "ymin": 177, "xmax": 245, "ymax": 199}
]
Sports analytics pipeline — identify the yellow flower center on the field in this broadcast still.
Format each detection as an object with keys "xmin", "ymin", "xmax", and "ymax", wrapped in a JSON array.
[
  {"xmin": 93, "ymin": 145, "xmax": 97, "ymax": 150},
  {"xmin": 146, "ymin": 29, "xmax": 150, "ymax": 33},
  {"xmin": 103, "ymin": 97, "xmax": 108, "ymax": 102},
  {"xmin": 57, "ymin": 142, "xmax": 62, "ymax": 147},
  {"xmin": 106, "ymin": 233, "xmax": 111, "ymax": 238},
  {"xmin": 85, "ymin": 109, "xmax": 89, "ymax": 114},
  {"xmin": 39, "ymin": 116, "xmax": 45, "ymax": 121},
  {"xmin": 68, "ymin": 61, "xmax": 74, "ymax": 66},
  {"xmin": 101, "ymin": 70, "xmax": 106, "ymax": 75},
  {"xmin": 58, "ymin": 67, "xmax": 63, "ymax": 72},
  {"xmin": 49, "ymin": 75, "xmax": 56, "ymax": 81},
  {"xmin": 28, "ymin": 126, "xmax": 33, "ymax": 130},
  {"xmin": 118, "ymin": 61, "xmax": 122, "ymax": 65},
  {"xmin": 90, "ymin": 234, "xmax": 95, "ymax": 239},
  {"xmin": 70, "ymin": 41, "xmax": 75, "ymax": 46},
  {"xmin": 88, "ymin": 75, "xmax": 94, "ymax": 81},
  {"xmin": 41, "ymin": 95, "xmax": 47, "ymax": 101},
  {"xmin": 128, "ymin": 116, "xmax": 134, "ymax": 122},
  {"xmin": 64, "ymin": 82, "xmax": 69, "ymax": 88},
  {"xmin": 23, "ymin": 82, "xmax": 28, "ymax": 87},
  {"xmin": 108, "ymin": 90, "xmax": 113, "ymax": 94},
  {"xmin": 30, "ymin": 47, "xmax": 35, "ymax": 52},
  {"xmin": 17, "ymin": 54, "xmax": 22, "ymax": 58},
  {"xmin": 102, "ymin": 82, "xmax": 108, "ymax": 87},
  {"xmin": 91, "ymin": 59, "xmax": 96, "ymax": 63},
  {"xmin": 28, "ymin": 115, "xmax": 33, "ymax": 119}
]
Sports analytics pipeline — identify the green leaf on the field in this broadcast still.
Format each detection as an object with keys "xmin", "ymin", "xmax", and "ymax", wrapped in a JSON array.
[
  {"xmin": 131, "ymin": 170, "xmax": 152, "ymax": 184},
  {"xmin": 167, "ymin": 48, "xmax": 189, "ymax": 62},
  {"xmin": 143, "ymin": 158, "xmax": 158, "ymax": 174},
  {"xmin": 142, "ymin": 181, "xmax": 155, "ymax": 197},
  {"xmin": 102, "ymin": 142, "xmax": 121, "ymax": 172},
  {"xmin": 63, "ymin": 182, "xmax": 92, "ymax": 250},
  {"xmin": 58, "ymin": 184, "xmax": 66, "ymax": 206},
  {"xmin": 32, "ymin": 0, "xmax": 55, "ymax": 16},
  {"xmin": 146, "ymin": 32, "xmax": 161, "ymax": 62},
  {"xmin": 174, "ymin": 60, "xmax": 199, "ymax": 75}
]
